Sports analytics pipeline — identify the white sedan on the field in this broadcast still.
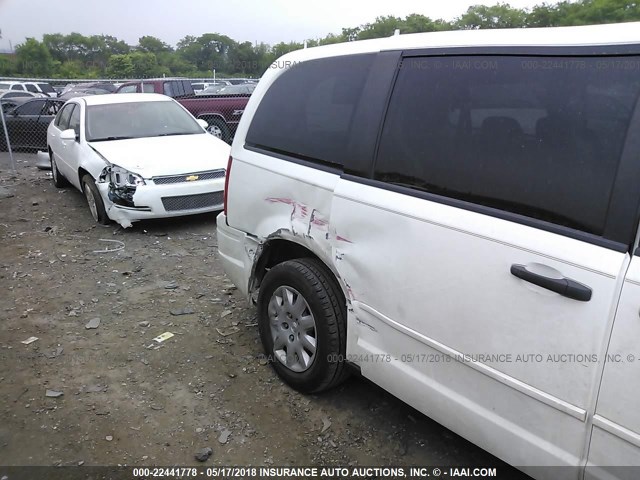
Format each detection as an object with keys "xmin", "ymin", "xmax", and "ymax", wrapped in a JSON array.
[{"xmin": 47, "ymin": 93, "xmax": 230, "ymax": 228}]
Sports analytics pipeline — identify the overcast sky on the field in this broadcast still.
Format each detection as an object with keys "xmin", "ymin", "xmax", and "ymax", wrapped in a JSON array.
[{"xmin": 0, "ymin": 0, "xmax": 547, "ymax": 50}]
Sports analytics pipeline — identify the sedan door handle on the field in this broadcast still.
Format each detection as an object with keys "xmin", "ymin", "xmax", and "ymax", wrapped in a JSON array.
[{"xmin": 510, "ymin": 264, "xmax": 592, "ymax": 302}]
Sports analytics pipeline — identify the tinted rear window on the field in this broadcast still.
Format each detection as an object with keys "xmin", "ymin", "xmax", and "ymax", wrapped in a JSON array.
[
  {"xmin": 246, "ymin": 54, "xmax": 374, "ymax": 167},
  {"xmin": 15, "ymin": 100, "xmax": 45, "ymax": 115},
  {"xmin": 375, "ymin": 55, "xmax": 640, "ymax": 237},
  {"xmin": 38, "ymin": 83, "xmax": 55, "ymax": 93}
]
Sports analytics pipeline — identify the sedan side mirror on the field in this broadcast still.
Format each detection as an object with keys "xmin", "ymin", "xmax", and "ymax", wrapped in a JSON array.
[
  {"xmin": 60, "ymin": 129, "xmax": 78, "ymax": 141},
  {"xmin": 197, "ymin": 119, "xmax": 208, "ymax": 130}
]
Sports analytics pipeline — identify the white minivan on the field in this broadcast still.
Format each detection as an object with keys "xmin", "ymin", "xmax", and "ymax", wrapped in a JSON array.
[{"xmin": 217, "ymin": 22, "xmax": 640, "ymax": 479}]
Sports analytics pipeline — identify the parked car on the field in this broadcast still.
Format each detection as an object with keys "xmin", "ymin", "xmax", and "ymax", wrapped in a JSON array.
[
  {"xmin": 226, "ymin": 78, "xmax": 252, "ymax": 85},
  {"xmin": 196, "ymin": 84, "xmax": 225, "ymax": 95},
  {"xmin": 0, "ymin": 81, "xmax": 49, "ymax": 97},
  {"xmin": 0, "ymin": 91, "xmax": 39, "ymax": 113},
  {"xmin": 200, "ymin": 84, "xmax": 255, "ymax": 96},
  {"xmin": 0, "ymin": 90, "xmax": 38, "ymax": 100},
  {"xmin": 22, "ymin": 81, "xmax": 58, "ymax": 97},
  {"xmin": 58, "ymin": 87, "xmax": 112, "ymax": 101},
  {"xmin": 1, "ymin": 93, "xmax": 40, "ymax": 115},
  {"xmin": 191, "ymin": 82, "xmax": 211, "ymax": 93},
  {"xmin": 0, "ymin": 81, "xmax": 56, "ymax": 97},
  {"xmin": 0, "ymin": 98, "xmax": 65, "ymax": 150},
  {"xmin": 116, "ymin": 78, "xmax": 193, "ymax": 95},
  {"xmin": 116, "ymin": 79, "xmax": 250, "ymax": 143},
  {"xmin": 47, "ymin": 93, "xmax": 230, "ymax": 228},
  {"xmin": 217, "ymin": 22, "xmax": 640, "ymax": 480},
  {"xmin": 78, "ymin": 82, "xmax": 118, "ymax": 93},
  {"xmin": 192, "ymin": 81, "xmax": 234, "ymax": 93}
]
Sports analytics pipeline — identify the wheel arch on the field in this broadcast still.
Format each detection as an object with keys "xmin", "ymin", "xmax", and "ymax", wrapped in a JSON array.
[
  {"xmin": 78, "ymin": 166, "xmax": 92, "ymax": 188},
  {"xmin": 251, "ymin": 237, "xmax": 347, "ymax": 307},
  {"xmin": 197, "ymin": 113, "xmax": 226, "ymax": 123}
]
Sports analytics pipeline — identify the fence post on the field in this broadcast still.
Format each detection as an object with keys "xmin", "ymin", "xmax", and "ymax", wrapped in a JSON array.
[{"xmin": 0, "ymin": 103, "xmax": 16, "ymax": 173}]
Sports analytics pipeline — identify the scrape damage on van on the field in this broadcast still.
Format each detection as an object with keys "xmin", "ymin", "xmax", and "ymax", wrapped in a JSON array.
[{"xmin": 242, "ymin": 197, "xmax": 356, "ymax": 302}]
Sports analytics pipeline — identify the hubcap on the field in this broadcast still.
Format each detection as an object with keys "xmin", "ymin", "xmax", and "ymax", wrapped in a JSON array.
[
  {"xmin": 84, "ymin": 185, "xmax": 99, "ymax": 221},
  {"xmin": 207, "ymin": 125, "xmax": 222, "ymax": 139},
  {"xmin": 268, "ymin": 286, "xmax": 317, "ymax": 373}
]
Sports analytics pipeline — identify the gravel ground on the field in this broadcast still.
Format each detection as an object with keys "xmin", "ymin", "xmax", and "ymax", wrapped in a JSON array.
[{"xmin": 0, "ymin": 153, "xmax": 528, "ymax": 477}]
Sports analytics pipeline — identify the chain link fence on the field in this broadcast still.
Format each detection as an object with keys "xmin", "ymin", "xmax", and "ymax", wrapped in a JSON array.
[
  {"xmin": 0, "ymin": 92, "xmax": 62, "ymax": 173},
  {"xmin": 0, "ymin": 76, "xmax": 256, "ymax": 173}
]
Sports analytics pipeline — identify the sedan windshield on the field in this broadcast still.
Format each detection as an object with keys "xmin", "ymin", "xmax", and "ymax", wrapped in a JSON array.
[{"xmin": 86, "ymin": 100, "xmax": 204, "ymax": 141}]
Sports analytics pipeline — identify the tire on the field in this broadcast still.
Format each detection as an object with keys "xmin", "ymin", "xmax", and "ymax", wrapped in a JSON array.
[
  {"xmin": 204, "ymin": 117, "xmax": 231, "ymax": 144},
  {"xmin": 257, "ymin": 258, "xmax": 349, "ymax": 393},
  {"xmin": 81, "ymin": 174, "xmax": 109, "ymax": 225},
  {"xmin": 50, "ymin": 151, "xmax": 69, "ymax": 188}
]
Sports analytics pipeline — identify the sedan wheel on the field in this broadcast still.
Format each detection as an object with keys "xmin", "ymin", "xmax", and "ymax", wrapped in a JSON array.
[
  {"xmin": 85, "ymin": 186, "xmax": 99, "ymax": 221},
  {"xmin": 50, "ymin": 152, "xmax": 68, "ymax": 188},
  {"xmin": 81, "ymin": 174, "xmax": 109, "ymax": 225}
]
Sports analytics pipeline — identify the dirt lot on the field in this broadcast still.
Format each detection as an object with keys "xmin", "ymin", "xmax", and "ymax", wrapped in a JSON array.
[{"xmin": 0, "ymin": 153, "xmax": 527, "ymax": 476}]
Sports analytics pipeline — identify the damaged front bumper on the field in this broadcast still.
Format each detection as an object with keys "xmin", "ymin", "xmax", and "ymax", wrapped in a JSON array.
[{"xmin": 96, "ymin": 175, "xmax": 225, "ymax": 228}]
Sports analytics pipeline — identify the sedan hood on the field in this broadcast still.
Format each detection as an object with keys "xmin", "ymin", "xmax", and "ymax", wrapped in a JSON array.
[{"xmin": 88, "ymin": 133, "xmax": 230, "ymax": 178}]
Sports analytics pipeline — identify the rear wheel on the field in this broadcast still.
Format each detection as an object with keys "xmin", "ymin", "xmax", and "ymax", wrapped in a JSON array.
[
  {"xmin": 81, "ymin": 174, "xmax": 109, "ymax": 225},
  {"xmin": 257, "ymin": 258, "xmax": 349, "ymax": 393}
]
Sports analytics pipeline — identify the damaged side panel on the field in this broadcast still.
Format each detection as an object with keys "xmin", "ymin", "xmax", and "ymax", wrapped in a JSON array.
[{"xmin": 225, "ymin": 153, "xmax": 352, "ymax": 304}]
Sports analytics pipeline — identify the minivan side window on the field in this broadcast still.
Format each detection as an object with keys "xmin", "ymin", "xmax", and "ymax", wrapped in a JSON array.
[
  {"xmin": 374, "ymin": 55, "xmax": 640, "ymax": 237},
  {"xmin": 246, "ymin": 54, "xmax": 375, "ymax": 167}
]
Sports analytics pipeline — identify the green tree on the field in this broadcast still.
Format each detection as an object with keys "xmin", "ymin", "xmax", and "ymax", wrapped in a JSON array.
[
  {"xmin": 456, "ymin": 4, "xmax": 527, "ymax": 29},
  {"xmin": 403, "ymin": 14, "xmax": 452, "ymax": 33},
  {"xmin": 56, "ymin": 60, "xmax": 85, "ymax": 78},
  {"xmin": 358, "ymin": 16, "xmax": 404, "ymax": 39},
  {"xmin": 177, "ymin": 33, "xmax": 237, "ymax": 73},
  {"xmin": 138, "ymin": 36, "xmax": 173, "ymax": 54},
  {"xmin": 16, "ymin": 38, "xmax": 54, "ymax": 76},
  {"xmin": 106, "ymin": 54, "xmax": 134, "ymax": 78},
  {"xmin": 43, "ymin": 33, "xmax": 67, "ymax": 62},
  {"xmin": 228, "ymin": 41, "xmax": 259, "ymax": 75},
  {"xmin": 268, "ymin": 41, "xmax": 304, "ymax": 66},
  {"xmin": 0, "ymin": 55, "xmax": 16, "ymax": 76},
  {"xmin": 129, "ymin": 51, "xmax": 160, "ymax": 77},
  {"xmin": 341, "ymin": 27, "xmax": 361, "ymax": 42}
]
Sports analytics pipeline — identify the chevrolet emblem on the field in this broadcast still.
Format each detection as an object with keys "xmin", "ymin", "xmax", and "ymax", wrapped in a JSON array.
[{"xmin": 185, "ymin": 175, "xmax": 199, "ymax": 182}]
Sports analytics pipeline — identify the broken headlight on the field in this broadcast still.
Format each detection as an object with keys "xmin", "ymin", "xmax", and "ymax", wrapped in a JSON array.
[
  {"xmin": 110, "ymin": 166, "xmax": 145, "ymax": 188},
  {"xmin": 108, "ymin": 165, "xmax": 145, "ymax": 207}
]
